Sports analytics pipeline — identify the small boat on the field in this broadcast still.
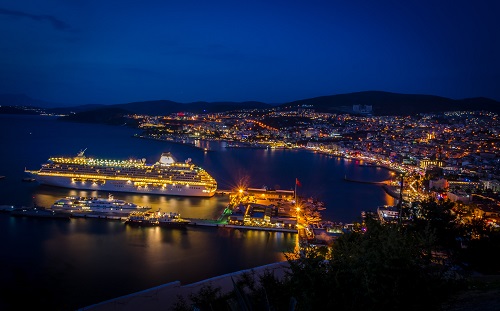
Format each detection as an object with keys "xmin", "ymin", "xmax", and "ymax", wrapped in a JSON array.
[
  {"xmin": 22, "ymin": 178, "xmax": 36, "ymax": 182},
  {"xmin": 124, "ymin": 210, "xmax": 159, "ymax": 226},
  {"xmin": 125, "ymin": 210, "xmax": 189, "ymax": 228},
  {"xmin": 0, "ymin": 176, "xmax": 5, "ymax": 180},
  {"xmin": 158, "ymin": 212, "xmax": 190, "ymax": 228}
]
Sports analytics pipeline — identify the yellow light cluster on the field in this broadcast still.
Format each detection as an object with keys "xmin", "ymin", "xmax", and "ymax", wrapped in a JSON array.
[{"xmin": 37, "ymin": 171, "xmax": 216, "ymax": 187}]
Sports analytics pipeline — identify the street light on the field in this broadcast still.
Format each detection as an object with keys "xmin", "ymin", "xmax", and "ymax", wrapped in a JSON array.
[
  {"xmin": 296, "ymin": 206, "xmax": 301, "ymax": 228},
  {"xmin": 398, "ymin": 172, "xmax": 406, "ymax": 225}
]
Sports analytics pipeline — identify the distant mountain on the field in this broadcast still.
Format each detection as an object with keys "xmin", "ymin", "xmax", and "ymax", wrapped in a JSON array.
[
  {"xmin": 58, "ymin": 107, "xmax": 136, "ymax": 126},
  {"xmin": 47, "ymin": 104, "xmax": 106, "ymax": 114},
  {"xmin": 0, "ymin": 94, "xmax": 63, "ymax": 108},
  {"xmin": 281, "ymin": 91, "xmax": 500, "ymax": 115},
  {"xmin": 3, "ymin": 91, "xmax": 499, "ymax": 118},
  {"xmin": 111, "ymin": 100, "xmax": 271, "ymax": 115},
  {"xmin": 0, "ymin": 105, "xmax": 39, "ymax": 115}
]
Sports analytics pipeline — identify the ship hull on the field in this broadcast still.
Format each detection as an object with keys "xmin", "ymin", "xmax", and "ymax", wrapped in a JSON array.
[{"xmin": 31, "ymin": 175, "xmax": 216, "ymax": 197}]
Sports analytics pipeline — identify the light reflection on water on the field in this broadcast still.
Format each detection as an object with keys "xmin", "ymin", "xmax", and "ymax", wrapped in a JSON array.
[{"xmin": 0, "ymin": 115, "xmax": 394, "ymax": 309}]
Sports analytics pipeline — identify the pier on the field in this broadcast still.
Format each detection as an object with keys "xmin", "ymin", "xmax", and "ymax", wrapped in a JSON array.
[
  {"xmin": 185, "ymin": 219, "xmax": 298, "ymax": 233},
  {"xmin": 343, "ymin": 175, "xmax": 390, "ymax": 185},
  {"xmin": 215, "ymin": 189, "xmax": 232, "ymax": 195},
  {"xmin": 1, "ymin": 185, "xmax": 329, "ymax": 235}
]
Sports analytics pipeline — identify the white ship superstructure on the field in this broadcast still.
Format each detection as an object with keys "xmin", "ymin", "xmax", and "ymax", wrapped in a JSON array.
[
  {"xmin": 26, "ymin": 150, "xmax": 217, "ymax": 197},
  {"xmin": 51, "ymin": 194, "xmax": 149, "ymax": 215}
]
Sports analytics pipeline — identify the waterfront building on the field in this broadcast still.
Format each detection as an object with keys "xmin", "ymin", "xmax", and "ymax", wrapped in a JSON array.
[
  {"xmin": 244, "ymin": 203, "xmax": 272, "ymax": 225},
  {"xmin": 246, "ymin": 188, "xmax": 295, "ymax": 201},
  {"xmin": 377, "ymin": 205, "xmax": 399, "ymax": 223}
]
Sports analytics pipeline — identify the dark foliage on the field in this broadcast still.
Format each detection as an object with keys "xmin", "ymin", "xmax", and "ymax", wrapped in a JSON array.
[
  {"xmin": 458, "ymin": 231, "xmax": 500, "ymax": 274},
  {"xmin": 174, "ymin": 219, "xmax": 464, "ymax": 311}
]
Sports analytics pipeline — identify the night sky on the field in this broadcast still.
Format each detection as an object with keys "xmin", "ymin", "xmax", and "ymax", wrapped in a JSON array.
[{"xmin": 1, "ymin": 1, "xmax": 499, "ymax": 106}]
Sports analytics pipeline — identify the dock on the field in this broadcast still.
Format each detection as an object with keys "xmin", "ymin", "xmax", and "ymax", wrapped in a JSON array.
[
  {"xmin": 185, "ymin": 219, "xmax": 297, "ymax": 233},
  {"xmin": 343, "ymin": 175, "xmax": 389, "ymax": 185},
  {"xmin": 215, "ymin": 189, "xmax": 232, "ymax": 195}
]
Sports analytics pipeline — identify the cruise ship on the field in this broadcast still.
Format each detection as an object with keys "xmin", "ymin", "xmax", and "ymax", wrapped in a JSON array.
[{"xmin": 26, "ymin": 150, "xmax": 217, "ymax": 197}]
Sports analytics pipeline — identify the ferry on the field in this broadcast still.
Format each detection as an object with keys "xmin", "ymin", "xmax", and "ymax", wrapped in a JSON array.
[
  {"xmin": 25, "ymin": 150, "xmax": 217, "ymax": 197},
  {"xmin": 51, "ymin": 194, "xmax": 149, "ymax": 216}
]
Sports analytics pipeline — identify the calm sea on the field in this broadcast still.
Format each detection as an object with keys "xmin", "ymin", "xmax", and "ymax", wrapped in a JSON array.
[{"xmin": 0, "ymin": 114, "xmax": 394, "ymax": 310}]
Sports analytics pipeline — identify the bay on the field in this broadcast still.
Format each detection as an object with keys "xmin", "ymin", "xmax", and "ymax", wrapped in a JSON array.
[{"xmin": 0, "ymin": 114, "xmax": 394, "ymax": 310}]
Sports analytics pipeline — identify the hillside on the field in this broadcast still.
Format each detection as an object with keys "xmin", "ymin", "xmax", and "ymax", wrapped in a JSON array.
[
  {"xmin": 283, "ymin": 91, "xmax": 500, "ymax": 115},
  {"xmin": 0, "ymin": 94, "xmax": 63, "ymax": 108},
  {"xmin": 58, "ymin": 107, "xmax": 137, "ymax": 126},
  {"xmin": 0, "ymin": 106, "xmax": 40, "ymax": 115},
  {"xmin": 3, "ymin": 91, "xmax": 499, "ymax": 117},
  {"xmin": 111, "ymin": 100, "xmax": 271, "ymax": 116}
]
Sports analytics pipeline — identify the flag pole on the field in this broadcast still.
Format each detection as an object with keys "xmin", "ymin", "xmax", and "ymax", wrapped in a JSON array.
[{"xmin": 295, "ymin": 178, "xmax": 297, "ymax": 206}]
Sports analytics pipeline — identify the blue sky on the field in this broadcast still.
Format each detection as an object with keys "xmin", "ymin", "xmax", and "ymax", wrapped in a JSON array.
[{"xmin": 1, "ymin": 0, "xmax": 499, "ymax": 105}]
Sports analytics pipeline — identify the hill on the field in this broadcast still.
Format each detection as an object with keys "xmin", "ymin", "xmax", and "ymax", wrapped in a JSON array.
[
  {"xmin": 0, "ymin": 105, "xmax": 40, "ymax": 115},
  {"xmin": 58, "ymin": 107, "xmax": 137, "ymax": 126},
  {"xmin": 3, "ymin": 91, "xmax": 499, "ymax": 118},
  {"xmin": 282, "ymin": 91, "xmax": 500, "ymax": 115},
  {"xmin": 111, "ymin": 100, "xmax": 271, "ymax": 116},
  {"xmin": 47, "ymin": 104, "xmax": 106, "ymax": 114},
  {"xmin": 0, "ymin": 94, "xmax": 63, "ymax": 108}
]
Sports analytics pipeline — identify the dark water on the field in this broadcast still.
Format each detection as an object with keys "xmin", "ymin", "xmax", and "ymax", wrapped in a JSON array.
[{"xmin": 0, "ymin": 115, "xmax": 393, "ymax": 310}]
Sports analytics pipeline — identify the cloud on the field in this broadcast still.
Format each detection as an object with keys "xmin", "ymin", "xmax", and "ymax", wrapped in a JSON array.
[{"xmin": 0, "ymin": 8, "xmax": 71, "ymax": 31}]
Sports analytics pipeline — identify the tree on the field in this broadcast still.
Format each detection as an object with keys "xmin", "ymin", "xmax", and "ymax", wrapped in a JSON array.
[
  {"xmin": 173, "ymin": 219, "xmax": 465, "ymax": 311},
  {"xmin": 414, "ymin": 198, "xmax": 458, "ymax": 249}
]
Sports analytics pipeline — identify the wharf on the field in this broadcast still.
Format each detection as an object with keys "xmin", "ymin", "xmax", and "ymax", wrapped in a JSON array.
[
  {"xmin": 68, "ymin": 213, "xmax": 127, "ymax": 221},
  {"xmin": 381, "ymin": 184, "xmax": 401, "ymax": 199},
  {"xmin": 185, "ymin": 218, "xmax": 298, "ymax": 233},
  {"xmin": 1, "ymin": 205, "xmax": 297, "ymax": 233},
  {"xmin": 343, "ymin": 175, "xmax": 389, "ymax": 185},
  {"xmin": 215, "ymin": 189, "xmax": 232, "ymax": 195}
]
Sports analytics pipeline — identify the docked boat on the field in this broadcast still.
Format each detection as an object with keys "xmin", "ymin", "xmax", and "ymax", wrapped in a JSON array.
[
  {"xmin": 25, "ymin": 150, "xmax": 217, "ymax": 197},
  {"xmin": 124, "ymin": 210, "xmax": 159, "ymax": 226},
  {"xmin": 125, "ymin": 210, "xmax": 189, "ymax": 228},
  {"xmin": 158, "ymin": 212, "xmax": 190, "ymax": 228},
  {"xmin": 51, "ymin": 194, "xmax": 149, "ymax": 216}
]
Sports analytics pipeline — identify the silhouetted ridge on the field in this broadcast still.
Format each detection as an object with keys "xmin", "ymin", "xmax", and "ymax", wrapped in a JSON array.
[
  {"xmin": 3, "ymin": 91, "xmax": 499, "ymax": 117},
  {"xmin": 58, "ymin": 107, "xmax": 135, "ymax": 125},
  {"xmin": 281, "ymin": 91, "xmax": 492, "ymax": 115}
]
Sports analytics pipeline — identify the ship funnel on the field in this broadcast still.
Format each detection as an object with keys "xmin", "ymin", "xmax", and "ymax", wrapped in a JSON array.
[{"xmin": 159, "ymin": 152, "xmax": 176, "ymax": 165}]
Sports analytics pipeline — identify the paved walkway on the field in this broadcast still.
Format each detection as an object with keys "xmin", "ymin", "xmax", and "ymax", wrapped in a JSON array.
[{"xmin": 79, "ymin": 261, "xmax": 290, "ymax": 311}]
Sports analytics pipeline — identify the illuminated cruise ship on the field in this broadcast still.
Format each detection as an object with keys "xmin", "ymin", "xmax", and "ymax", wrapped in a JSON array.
[{"xmin": 26, "ymin": 150, "xmax": 217, "ymax": 197}]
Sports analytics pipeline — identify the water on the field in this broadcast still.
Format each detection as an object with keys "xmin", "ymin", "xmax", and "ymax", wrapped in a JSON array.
[{"xmin": 0, "ymin": 114, "xmax": 393, "ymax": 310}]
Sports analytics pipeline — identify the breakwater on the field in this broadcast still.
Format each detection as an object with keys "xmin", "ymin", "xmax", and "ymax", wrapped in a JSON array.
[{"xmin": 343, "ymin": 175, "xmax": 389, "ymax": 185}]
